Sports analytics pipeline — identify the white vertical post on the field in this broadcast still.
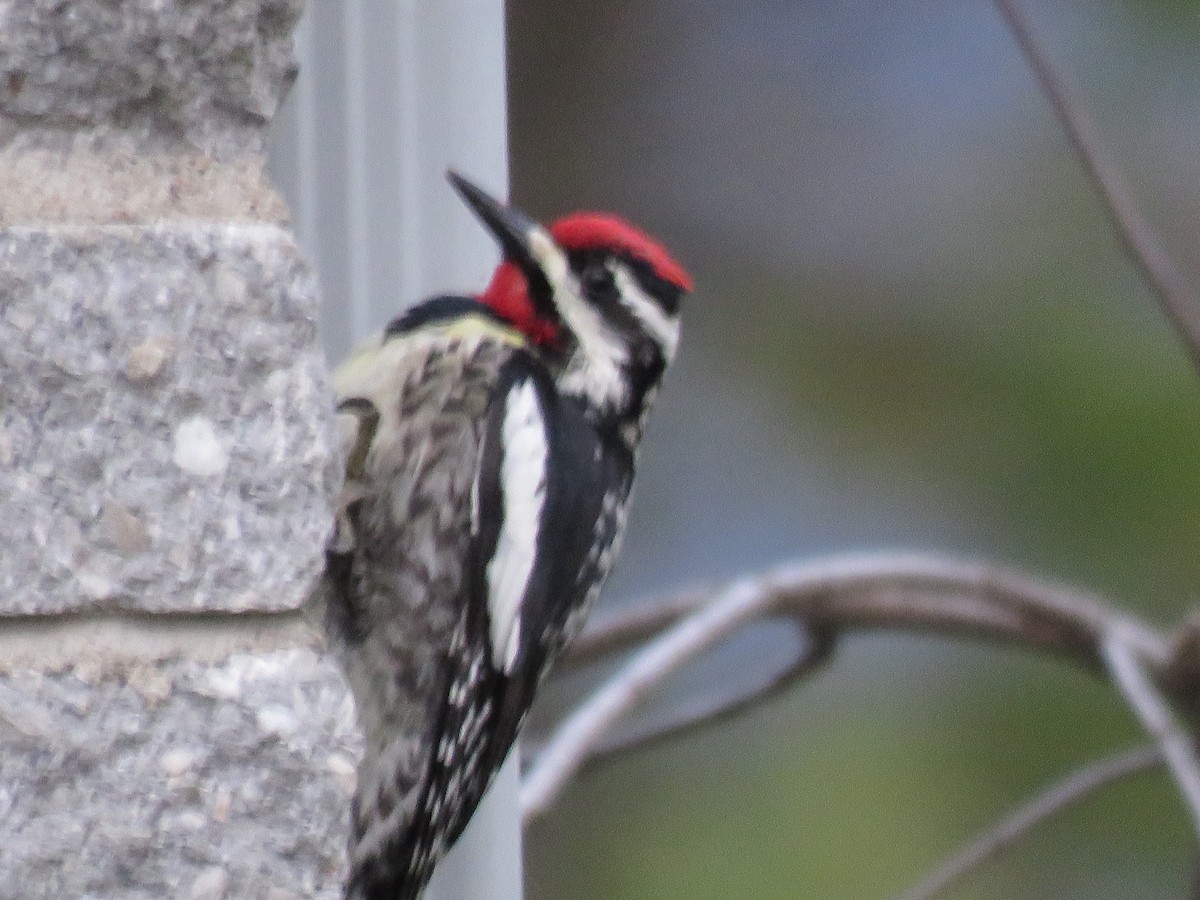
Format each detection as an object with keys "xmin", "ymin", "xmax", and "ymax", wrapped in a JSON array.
[
  {"xmin": 270, "ymin": 2, "xmax": 523, "ymax": 898},
  {"xmin": 428, "ymin": 753, "xmax": 524, "ymax": 900}
]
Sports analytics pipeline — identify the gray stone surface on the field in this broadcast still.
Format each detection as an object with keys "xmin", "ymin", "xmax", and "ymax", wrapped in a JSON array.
[
  {"xmin": 0, "ymin": 0, "xmax": 303, "ymax": 159},
  {"xmin": 0, "ymin": 150, "xmax": 290, "ymax": 226},
  {"xmin": 0, "ymin": 224, "xmax": 339, "ymax": 614},
  {"xmin": 0, "ymin": 5, "xmax": 369, "ymax": 897},
  {"xmin": 0, "ymin": 646, "xmax": 360, "ymax": 899}
]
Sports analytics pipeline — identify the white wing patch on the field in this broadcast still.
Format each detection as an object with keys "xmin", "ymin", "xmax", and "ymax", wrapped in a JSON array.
[{"xmin": 485, "ymin": 379, "xmax": 549, "ymax": 674}]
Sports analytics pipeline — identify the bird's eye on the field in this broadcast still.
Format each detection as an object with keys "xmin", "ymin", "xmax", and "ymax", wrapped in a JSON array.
[{"xmin": 580, "ymin": 262, "xmax": 616, "ymax": 297}]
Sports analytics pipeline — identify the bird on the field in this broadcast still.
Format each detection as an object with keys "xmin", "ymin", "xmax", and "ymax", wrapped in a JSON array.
[{"xmin": 315, "ymin": 172, "xmax": 693, "ymax": 900}]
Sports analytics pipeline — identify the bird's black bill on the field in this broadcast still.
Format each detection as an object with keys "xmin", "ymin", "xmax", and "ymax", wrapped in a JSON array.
[{"xmin": 447, "ymin": 171, "xmax": 542, "ymax": 273}]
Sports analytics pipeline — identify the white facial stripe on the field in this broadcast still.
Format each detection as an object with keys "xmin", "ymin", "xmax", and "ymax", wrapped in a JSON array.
[
  {"xmin": 485, "ymin": 379, "xmax": 548, "ymax": 673},
  {"xmin": 529, "ymin": 228, "xmax": 624, "ymax": 361},
  {"xmin": 529, "ymin": 226, "xmax": 572, "ymax": 291},
  {"xmin": 611, "ymin": 262, "xmax": 681, "ymax": 360},
  {"xmin": 529, "ymin": 227, "xmax": 629, "ymax": 408}
]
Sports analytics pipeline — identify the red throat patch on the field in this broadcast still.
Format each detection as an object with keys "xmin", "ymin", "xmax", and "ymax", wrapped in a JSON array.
[{"xmin": 479, "ymin": 261, "xmax": 561, "ymax": 347}]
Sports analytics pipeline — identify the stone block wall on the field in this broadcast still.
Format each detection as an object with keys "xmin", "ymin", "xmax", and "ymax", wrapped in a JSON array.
[{"xmin": 0, "ymin": 2, "xmax": 356, "ymax": 896}]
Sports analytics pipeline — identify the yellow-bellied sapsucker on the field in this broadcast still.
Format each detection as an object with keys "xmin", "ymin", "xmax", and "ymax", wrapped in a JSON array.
[{"xmin": 316, "ymin": 173, "xmax": 692, "ymax": 900}]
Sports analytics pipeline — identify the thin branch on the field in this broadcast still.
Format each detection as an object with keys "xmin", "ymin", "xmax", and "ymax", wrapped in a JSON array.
[
  {"xmin": 525, "ymin": 553, "xmax": 1172, "ymax": 822},
  {"xmin": 522, "ymin": 576, "xmax": 770, "ymax": 823},
  {"xmin": 892, "ymin": 744, "xmax": 1162, "ymax": 900},
  {"xmin": 992, "ymin": 0, "xmax": 1200, "ymax": 375},
  {"xmin": 562, "ymin": 584, "xmax": 717, "ymax": 669},
  {"xmin": 1103, "ymin": 629, "xmax": 1200, "ymax": 837},
  {"xmin": 556, "ymin": 620, "xmax": 834, "ymax": 768}
]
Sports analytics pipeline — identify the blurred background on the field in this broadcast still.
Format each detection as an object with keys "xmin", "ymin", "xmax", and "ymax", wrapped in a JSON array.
[{"xmin": 276, "ymin": 1, "xmax": 1200, "ymax": 897}]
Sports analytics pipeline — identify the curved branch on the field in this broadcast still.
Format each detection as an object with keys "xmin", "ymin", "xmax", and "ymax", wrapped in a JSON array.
[
  {"xmin": 568, "ymin": 553, "xmax": 1167, "ymax": 674},
  {"xmin": 525, "ymin": 553, "xmax": 1172, "ymax": 822},
  {"xmin": 1103, "ymin": 630, "xmax": 1200, "ymax": 835},
  {"xmin": 893, "ymin": 744, "xmax": 1162, "ymax": 900},
  {"xmin": 522, "ymin": 575, "xmax": 775, "ymax": 822},
  {"xmin": 562, "ymin": 584, "xmax": 717, "ymax": 669},
  {"xmin": 557, "ymin": 618, "xmax": 834, "ymax": 768}
]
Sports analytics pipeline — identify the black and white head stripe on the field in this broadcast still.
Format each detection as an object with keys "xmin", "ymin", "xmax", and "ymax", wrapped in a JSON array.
[
  {"xmin": 446, "ymin": 172, "xmax": 690, "ymax": 416},
  {"xmin": 598, "ymin": 257, "xmax": 682, "ymax": 361},
  {"xmin": 512, "ymin": 227, "xmax": 682, "ymax": 414}
]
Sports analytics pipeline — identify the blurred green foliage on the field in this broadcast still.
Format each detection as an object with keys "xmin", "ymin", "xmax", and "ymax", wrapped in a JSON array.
[
  {"xmin": 704, "ymin": 258, "xmax": 1200, "ymax": 608},
  {"xmin": 510, "ymin": 0, "xmax": 1200, "ymax": 896}
]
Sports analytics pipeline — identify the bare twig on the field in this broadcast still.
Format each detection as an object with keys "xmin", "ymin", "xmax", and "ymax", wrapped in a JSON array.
[
  {"xmin": 892, "ymin": 744, "xmax": 1162, "ymax": 900},
  {"xmin": 992, "ymin": 0, "xmax": 1200, "ymax": 374},
  {"xmin": 525, "ymin": 553, "xmax": 1172, "ymax": 821},
  {"xmin": 562, "ymin": 584, "xmax": 717, "ymax": 669},
  {"xmin": 1103, "ymin": 629, "xmax": 1200, "ymax": 837},
  {"xmin": 523, "ymin": 576, "xmax": 770, "ymax": 822},
  {"xmin": 553, "ymin": 620, "xmax": 833, "ymax": 767}
]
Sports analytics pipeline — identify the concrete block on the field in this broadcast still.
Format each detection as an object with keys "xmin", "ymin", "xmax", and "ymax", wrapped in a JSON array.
[
  {"xmin": 0, "ymin": 224, "xmax": 339, "ymax": 614},
  {"xmin": 0, "ymin": 645, "xmax": 359, "ymax": 899},
  {"xmin": 0, "ymin": 0, "xmax": 303, "ymax": 158}
]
